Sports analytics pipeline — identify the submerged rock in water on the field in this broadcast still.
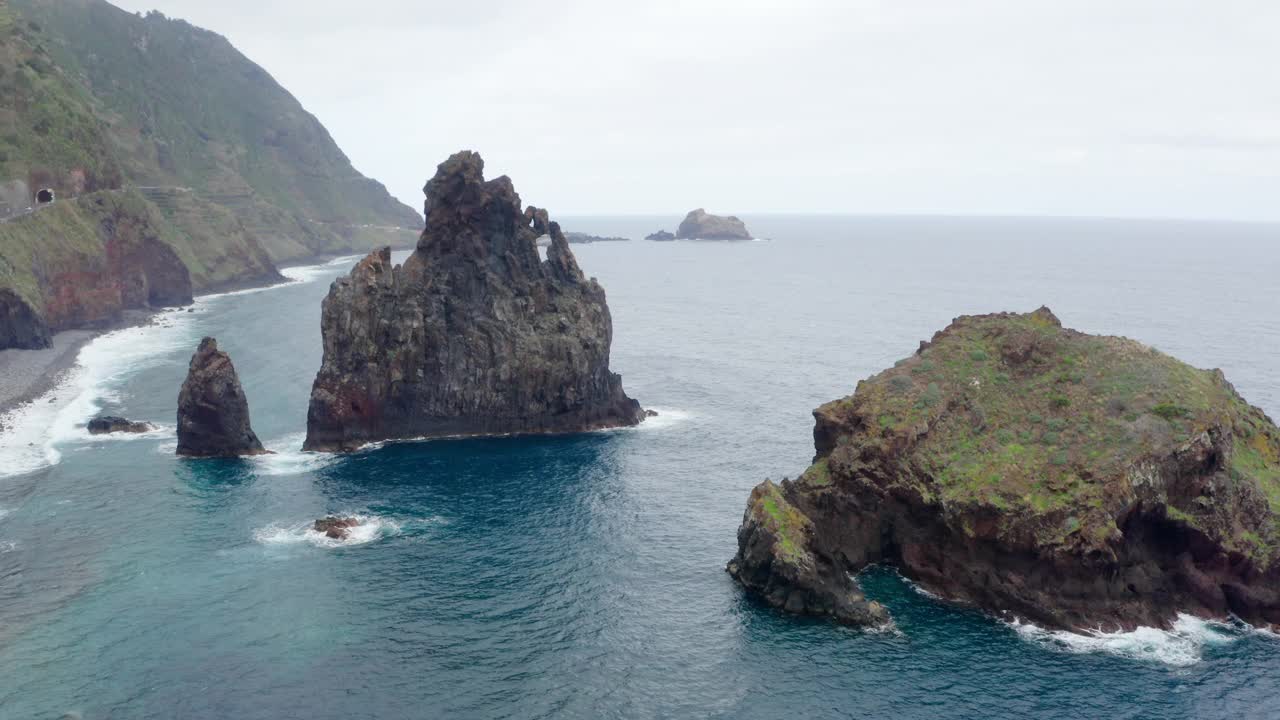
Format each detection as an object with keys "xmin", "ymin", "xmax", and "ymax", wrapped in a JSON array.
[
  {"xmin": 303, "ymin": 151, "xmax": 645, "ymax": 452},
  {"xmin": 645, "ymin": 230, "xmax": 675, "ymax": 242},
  {"xmin": 675, "ymin": 209, "xmax": 751, "ymax": 240},
  {"xmin": 729, "ymin": 307, "xmax": 1280, "ymax": 632},
  {"xmin": 176, "ymin": 337, "xmax": 267, "ymax": 457},
  {"xmin": 313, "ymin": 516, "xmax": 360, "ymax": 539},
  {"xmin": 87, "ymin": 416, "xmax": 154, "ymax": 435}
]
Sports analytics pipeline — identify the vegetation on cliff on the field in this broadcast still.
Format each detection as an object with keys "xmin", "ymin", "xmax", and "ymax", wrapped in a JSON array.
[
  {"xmin": 731, "ymin": 307, "xmax": 1280, "ymax": 631},
  {"xmin": 8, "ymin": 0, "xmax": 420, "ymax": 254},
  {"xmin": 0, "ymin": 0, "xmax": 421, "ymax": 347}
]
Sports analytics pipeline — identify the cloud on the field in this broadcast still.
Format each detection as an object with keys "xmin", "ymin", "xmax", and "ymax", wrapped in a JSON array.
[{"xmin": 109, "ymin": 0, "xmax": 1280, "ymax": 220}]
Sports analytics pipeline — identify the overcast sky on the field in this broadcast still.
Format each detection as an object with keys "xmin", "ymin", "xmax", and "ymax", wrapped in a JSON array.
[{"xmin": 111, "ymin": 0, "xmax": 1280, "ymax": 220}]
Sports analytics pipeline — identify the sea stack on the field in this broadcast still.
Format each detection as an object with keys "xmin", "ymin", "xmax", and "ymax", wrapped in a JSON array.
[
  {"xmin": 728, "ymin": 307, "xmax": 1280, "ymax": 631},
  {"xmin": 176, "ymin": 337, "xmax": 267, "ymax": 457},
  {"xmin": 676, "ymin": 209, "xmax": 751, "ymax": 240},
  {"xmin": 303, "ymin": 151, "xmax": 645, "ymax": 452}
]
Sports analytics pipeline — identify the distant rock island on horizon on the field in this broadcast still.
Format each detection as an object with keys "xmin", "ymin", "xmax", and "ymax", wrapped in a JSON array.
[
  {"xmin": 729, "ymin": 307, "xmax": 1280, "ymax": 632},
  {"xmin": 303, "ymin": 151, "xmax": 646, "ymax": 452},
  {"xmin": 677, "ymin": 209, "xmax": 752, "ymax": 240}
]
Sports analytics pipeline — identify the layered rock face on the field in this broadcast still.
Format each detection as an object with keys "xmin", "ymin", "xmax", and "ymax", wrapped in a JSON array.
[
  {"xmin": 303, "ymin": 151, "xmax": 644, "ymax": 452},
  {"xmin": 676, "ymin": 209, "xmax": 751, "ymax": 240},
  {"xmin": 176, "ymin": 337, "xmax": 267, "ymax": 457},
  {"xmin": 730, "ymin": 307, "xmax": 1280, "ymax": 631},
  {"xmin": 0, "ymin": 192, "xmax": 198, "ymax": 350}
]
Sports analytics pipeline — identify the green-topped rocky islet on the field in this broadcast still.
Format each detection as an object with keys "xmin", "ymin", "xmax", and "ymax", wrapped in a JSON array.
[{"xmin": 728, "ymin": 307, "xmax": 1280, "ymax": 631}]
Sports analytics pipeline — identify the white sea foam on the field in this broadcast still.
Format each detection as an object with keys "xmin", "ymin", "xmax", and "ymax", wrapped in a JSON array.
[
  {"xmin": 251, "ymin": 432, "xmax": 338, "ymax": 476},
  {"xmin": 278, "ymin": 254, "xmax": 361, "ymax": 284},
  {"xmin": 634, "ymin": 407, "xmax": 693, "ymax": 431},
  {"xmin": 71, "ymin": 423, "xmax": 174, "ymax": 444},
  {"xmin": 254, "ymin": 513, "xmax": 403, "ymax": 549},
  {"xmin": 0, "ymin": 311, "xmax": 192, "ymax": 479},
  {"xmin": 0, "ymin": 255, "xmax": 347, "ymax": 479},
  {"xmin": 1010, "ymin": 613, "xmax": 1243, "ymax": 667}
]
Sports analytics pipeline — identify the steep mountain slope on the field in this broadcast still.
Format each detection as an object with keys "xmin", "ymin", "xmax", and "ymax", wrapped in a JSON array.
[
  {"xmin": 0, "ymin": 0, "xmax": 420, "ymax": 348},
  {"xmin": 10, "ymin": 0, "xmax": 421, "ymax": 260},
  {"xmin": 0, "ymin": 0, "xmax": 121, "ymax": 212}
]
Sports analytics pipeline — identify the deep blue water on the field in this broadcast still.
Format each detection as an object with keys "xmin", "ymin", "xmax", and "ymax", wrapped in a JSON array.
[{"xmin": 1, "ymin": 215, "xmax": 1279, "ymax": 719}]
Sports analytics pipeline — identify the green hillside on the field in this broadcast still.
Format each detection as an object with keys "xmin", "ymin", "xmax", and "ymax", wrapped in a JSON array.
[
  {"xmin": 9, "ymin": 0, "xmax": 420, "ymax": 259},
  {"xmin": 0, "ymin": 0, "xmax": 421, "ymax": 348},
  {"xmin": 0, "ymin": 0, "xmax": 122, "ymax": 211}
]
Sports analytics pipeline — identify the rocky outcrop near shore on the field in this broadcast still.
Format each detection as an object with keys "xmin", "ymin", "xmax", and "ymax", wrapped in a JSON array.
[
  {"xmin": 676, "ymin": 209, "xmax": 751, "ymax": 240},
  {"xmin": 303, "ymin": 151, "xmax": 644, "ymax": 452},
  {"xmin": 177, "ymin": 337, "xmax": 267, "ymax": 457},
  {"xmin": 730, "ymin": 307, "xmax": 1280, "ymax": 631},
  {"xmin": 645, "ymin": 230, "xmax": 676, "ymax": 242},
  {"xmin": 87, "ymin": 416, "xmax": 154, "ymax": 435}
]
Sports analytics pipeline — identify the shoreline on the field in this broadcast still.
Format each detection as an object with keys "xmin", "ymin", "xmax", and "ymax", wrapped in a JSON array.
[{"xmin": 0, "ymin": 247, "xmax": 389, "ymax": 436}]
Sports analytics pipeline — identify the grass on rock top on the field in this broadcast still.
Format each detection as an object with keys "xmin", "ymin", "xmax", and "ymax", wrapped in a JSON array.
[
  {"xmin": 805, "ymin": 308, "xmax": 1280, "ymax": 557},
  {"xmin": 753, "ymin": 482, "xmax": 814, "ymax": 568}
]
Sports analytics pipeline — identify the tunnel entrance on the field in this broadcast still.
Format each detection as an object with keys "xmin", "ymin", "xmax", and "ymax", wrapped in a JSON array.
[{"xmin": 36, "ymin": 188, "xmax": 54, "ymax": 204}]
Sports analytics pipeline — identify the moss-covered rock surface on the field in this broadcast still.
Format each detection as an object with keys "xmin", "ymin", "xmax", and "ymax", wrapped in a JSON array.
[{"xmin": 730, "ymin": 307, "xmax": 1280, "ymax": 631}]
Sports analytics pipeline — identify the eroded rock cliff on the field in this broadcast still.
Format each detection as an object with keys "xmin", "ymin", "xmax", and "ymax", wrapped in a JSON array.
[
  {"xmin": 0, "ymin": 289, "xmax": 50, "ymax": 349},
  {"xmin": 303, "ymin": 151, "xmax": 644, "ymax": 452},
  {"xmin": 730, "ymin": 307, "xmax": 1280, "ymax": 631},
  {"xmin": 177, "ymin": 337, "xmax": 266, "ymax": 457}
]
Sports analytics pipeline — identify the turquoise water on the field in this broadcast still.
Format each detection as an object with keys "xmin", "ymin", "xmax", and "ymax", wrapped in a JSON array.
[{"xmin": 1, "ymin": 216, "xmax": 1278, "ymax": 719}]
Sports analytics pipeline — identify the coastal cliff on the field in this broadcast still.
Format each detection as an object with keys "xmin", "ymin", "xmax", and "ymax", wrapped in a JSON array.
[
  {"xmin": 729, "ymin": 307, "xmax": 1280, "ymax": 631},
  {"xmin": 0, "ymin": 0, "xmax": 420, "ymax": 349},
  {"xmin": 304, "ymin": 151, "xmax": 644, "ymax": 452}
]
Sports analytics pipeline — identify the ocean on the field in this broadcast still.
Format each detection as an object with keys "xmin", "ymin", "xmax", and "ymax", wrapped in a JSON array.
[{"xmin": 1, "ymin": 215, "xmax": 1278, "ymax": 719}]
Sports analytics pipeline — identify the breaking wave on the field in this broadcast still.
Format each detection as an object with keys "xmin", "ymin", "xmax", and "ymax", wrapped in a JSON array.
[
  {"xmin": 633, "ymin": 407, "xmax": 693, "ymax": 431},
  {"xmin": 253, "ymin": 513, "xmax": 404, "ymax": 549},
  {"xmin": 0, "ymin": 254, "xmax": 354, "ymax": 480},
  {"xmin": 1010, "ymin": 614, "xmax": 1246, "ymax": 667},
  {"xmin": 250, "ymin": 432, "xmax": 338, "ymax": 476}
]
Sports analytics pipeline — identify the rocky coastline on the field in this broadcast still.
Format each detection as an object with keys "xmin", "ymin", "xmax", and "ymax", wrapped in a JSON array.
[{"xmin": 729, "ymin": 307, "xmax": 1280, "ymax": 632}]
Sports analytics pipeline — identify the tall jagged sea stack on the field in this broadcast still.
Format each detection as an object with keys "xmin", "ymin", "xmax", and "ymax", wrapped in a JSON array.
[{"xmin": 303, "ymin": 151, "xmax": 644, "ymax": 451}]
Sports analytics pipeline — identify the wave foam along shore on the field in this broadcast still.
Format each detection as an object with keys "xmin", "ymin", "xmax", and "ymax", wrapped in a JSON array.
[
  {"xmin": 0, "ymin": 254, "xmax": 355, "ymax": 481},
  {"xmin": 254, "ymin": 514, "xmax": 404, "ymax": 549},
  {"xmin": 1009, "ymin": 614, "xmax": 1251, "ymax": 667}
]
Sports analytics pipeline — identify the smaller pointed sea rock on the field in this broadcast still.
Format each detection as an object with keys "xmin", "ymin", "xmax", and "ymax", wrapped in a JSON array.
[{"xmin": 176, "ymin": 337, "xmax": 267, "ymax": 457}]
